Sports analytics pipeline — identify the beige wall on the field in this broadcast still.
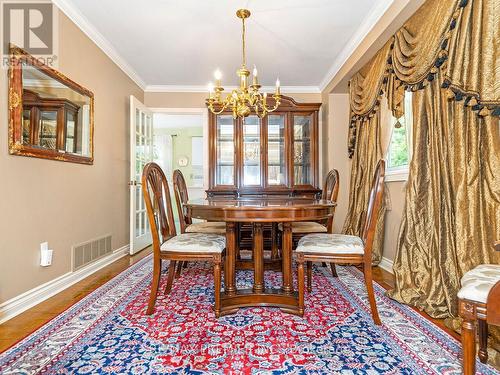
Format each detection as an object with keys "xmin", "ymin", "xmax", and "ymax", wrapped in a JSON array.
[
  {"xmin": 144, "ymin": 91, "xmax": 321, "ymax": 108},
  {"xmin": 0, "ymin": 12, "xmax": 143, "ymax": 304},
  {"xmin": 323, "ymin": 94, "xmax": 405, "ymax": 264}
]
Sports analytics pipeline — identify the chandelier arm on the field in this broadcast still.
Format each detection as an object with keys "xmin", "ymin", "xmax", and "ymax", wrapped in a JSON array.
[{"xmin": 208, "ymin": 98, "xmax": 232, "ymax": 115}]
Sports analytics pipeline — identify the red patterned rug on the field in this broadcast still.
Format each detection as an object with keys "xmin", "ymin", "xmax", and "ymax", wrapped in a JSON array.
[{"xmin": 0, "ymin": 255, "xmax": 498, "ymax": 374}]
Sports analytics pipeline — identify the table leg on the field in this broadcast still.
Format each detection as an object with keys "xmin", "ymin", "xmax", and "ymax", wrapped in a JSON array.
[
  {"xmin": 225, "ymin": 222, "xmax": 236, "ymax": 295},
  {"xmin": 235, "ymin": 222, "xmax": 241, "ymax": 260},
  {"xmin": 282, "ymin": 222, "xmax": 293, "ymax": 294},
  {"xmin": 271, "ymin": 223, "xmax": 279, "ymax": 260},
  {"xmin": 253, "ymin": 223, "xmax": 264, "ymax": 293}
]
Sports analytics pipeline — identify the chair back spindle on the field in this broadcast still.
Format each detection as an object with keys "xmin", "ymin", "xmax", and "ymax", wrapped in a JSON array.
[
  {"xmin": 142, "ymin": 163, "xmax": 177, "ymax": 253},
  {"xmin": 173, "ymin": 169, "xmax": 192, "ymax": 233},
  {"xmin": 321, "ymin": 169, "xmax": 340, "ymax": 233}
]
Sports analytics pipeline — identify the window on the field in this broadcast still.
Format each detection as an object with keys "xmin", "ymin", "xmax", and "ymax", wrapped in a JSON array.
[{"xmin": 386, "ymin": 92, "xmax": 412, "ymax": 181}]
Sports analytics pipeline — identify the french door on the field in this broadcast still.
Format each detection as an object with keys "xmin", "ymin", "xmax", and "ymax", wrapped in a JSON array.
[{"xmin": 129, "ymin": 96, "xmax": 154, "ymax": 254}]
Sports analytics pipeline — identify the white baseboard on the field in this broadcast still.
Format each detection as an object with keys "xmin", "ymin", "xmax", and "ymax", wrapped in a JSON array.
[
  {"xmin": 0, "ymin": 245, "xmax": 129, "ymax": 325},
  {"xmin": 378, "ymin": 256, "xmax": 394, "ymax": 274}
]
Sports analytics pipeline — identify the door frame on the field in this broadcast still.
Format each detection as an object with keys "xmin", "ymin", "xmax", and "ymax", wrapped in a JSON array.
[
  {"xmin": 129, "ymin": 95, "xmax": 154, "ymax": 254},
  {"xmin": 150, "ymin": 107, "xmax": 210, "ymax": 192}
]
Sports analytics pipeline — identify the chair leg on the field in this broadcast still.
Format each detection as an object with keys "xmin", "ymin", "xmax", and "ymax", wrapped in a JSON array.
[
  {"xmin": 363, "ymin": 262, "xmax": 381, "ymax": 325},
  {"xmin": 330, "ymin": 263, "xmax": 338, "ymax": 277},
  {"xmin": 297, "ymin": 254, "xmax": 305, "ymax": 316},
  {"xmin": 478, "ymin": 319, "xmax": 488, "ymax": 363},
  {"xmin": 461, "ymin": 317, "xmax": 477, "ymax": 375},
  {"xmin": 146, "ymin": 258, "xmax": 162, "ymax": 315},
  {"xmin": 164, "ymin": 260, "xmax": 177, "ymax": 295},
  {"xmin": 213, "ymin": 255, "xmax": 222, "ymax": 318},
  {"xmin": 306, "ymin": 261, "xmax": 312, "ymax": 292},
  {"xmin": 175, "ymin": 261, "xmax": 183, "ymax": 278}
]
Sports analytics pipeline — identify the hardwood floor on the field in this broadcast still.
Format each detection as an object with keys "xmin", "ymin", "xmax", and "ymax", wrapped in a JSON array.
[
  {"xmin": 0, "ymin": 250, "xmax": 459, "ymax": 353},
  {"xmin": 0, "ymin": 247, "xmax": 152, "ymax": 352}
]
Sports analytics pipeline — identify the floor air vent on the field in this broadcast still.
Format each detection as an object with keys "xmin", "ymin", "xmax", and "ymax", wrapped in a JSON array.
[{"xmin": 72, "ymin": 235, "xmax": 112, "ymax": 271}]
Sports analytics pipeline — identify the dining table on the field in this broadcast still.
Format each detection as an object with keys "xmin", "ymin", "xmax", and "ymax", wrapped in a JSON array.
[{"xmin": 185, "ymin": 197, "xmax": 336, "ymax": 316}]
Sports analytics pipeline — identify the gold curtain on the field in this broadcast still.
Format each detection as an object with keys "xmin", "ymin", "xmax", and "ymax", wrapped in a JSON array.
[
  {"xmin": 445, "ymin": 0, "xmax": 500, "ymax": 105},
  {"xmin": 387, "ymin": 72, "xmax": 500, "ymax": 316},
  {"xmin": 344, "ymin": 42, "xmax": 392, "ymax": 262},
  {"xmin": 345, "ymin": 0, "xmax": 500, "ymax": 337},
  {"xmin": 342, "ymin": 113, "xmax": 386, "ymax": 264}
]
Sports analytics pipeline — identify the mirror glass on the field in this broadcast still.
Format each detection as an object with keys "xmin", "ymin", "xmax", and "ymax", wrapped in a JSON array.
[{"xmin": 21, "ymin": 63, "xmax": 92, "ymax": 157}]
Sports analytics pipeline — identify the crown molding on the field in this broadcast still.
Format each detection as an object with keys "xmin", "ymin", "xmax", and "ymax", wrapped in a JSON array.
[
  {"xmin": 318, "ymin": 0, "xmax": 394, "ymax": 92},
  {"xmin": 144, "ymin": 85, "xmax": 321, "ymax": 94},
  {"xmin": 52, "ymin": 0, "xmax": 147, "ymax": 90}
]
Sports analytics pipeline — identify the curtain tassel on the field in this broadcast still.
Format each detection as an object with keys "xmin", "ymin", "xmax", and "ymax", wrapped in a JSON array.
[
  {"xmin": 445, "ymin": 89, "xmax": 455, "ymax": 100},
  {"xmin": 478, "ymin": 107, "xmax": 490, "ymax": 117},
  {"xmin": 467, "ymin": 97, "xmax": 478, "ymax": 107}
]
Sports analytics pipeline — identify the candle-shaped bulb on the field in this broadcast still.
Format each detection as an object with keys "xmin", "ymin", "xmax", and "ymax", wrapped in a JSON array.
[
  {"xmin": 263, "ymin": 92, "xmax": 267, "ymax": 99},
  {"xmin": 252, "ymin": 65, "xmax": 258, "ymax": 86},
  {"xmin": 275, "ymin": 78, "xmax": 281, "ymax": 95},
  {"xmin": 214, "ymin": 69, "xmax": 222, "ymax": 87},
  {"xmin": 208, "ymin": 82, "xmax": 214, "ymax": 99}
]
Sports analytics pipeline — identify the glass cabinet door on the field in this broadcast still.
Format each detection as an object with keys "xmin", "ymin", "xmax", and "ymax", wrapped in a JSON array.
[
  {"xmin": 267, "ymin": 114, "xmax": 286, "ymax": 186},
  {"xmin": 216, "ymin": 115, "xmax": 235, "ymax": 185},
  {"xmin": 242, "ymin": 115, "xmax": 261, "ymax": 186},
  {"xmin": 293, "ymin": 114, "xmax": 313, "ymax": 185}
]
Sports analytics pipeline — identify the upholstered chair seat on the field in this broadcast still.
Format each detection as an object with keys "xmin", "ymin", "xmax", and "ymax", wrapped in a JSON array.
[
  {"xmin": 457, "ymin": 264, "xmax": 500, "ymax": 303},
  {"xmin": 185, "ymin": 222, "xmax": 226, "ymax": 235},
  {"xmin": 296, "ymin": 233, "xmax": 364, "ymax": 254},
  {"xmin": 278, "ymin": 222, "xmax": 328, "ymax": 234},
  {"xmin": 161, "ymin": 233, "xmax": 225, "ymax": 253}
]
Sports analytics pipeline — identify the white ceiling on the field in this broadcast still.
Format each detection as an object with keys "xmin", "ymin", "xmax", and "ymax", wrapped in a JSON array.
[{"xmin": 59, "ymin": 0, "xmax": 391, "ymax": 91}]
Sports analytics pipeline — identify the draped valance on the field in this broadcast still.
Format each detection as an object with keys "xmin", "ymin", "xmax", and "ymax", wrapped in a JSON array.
[
  {"xmin": 347, "ymin": 0, "xmax": 500, "ymax": 157},
  {"xmin": 349, "ymin": 41, "xmax": 392, "ymax": 117}
]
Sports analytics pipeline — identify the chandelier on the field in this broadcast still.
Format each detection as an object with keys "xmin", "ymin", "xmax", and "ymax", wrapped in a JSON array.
[{"xmin": 207, "ymin": 9, "xmax": 281, "ymax": 119}]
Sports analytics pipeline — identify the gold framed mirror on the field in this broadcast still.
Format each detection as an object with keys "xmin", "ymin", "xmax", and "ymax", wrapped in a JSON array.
[{"xmin": 8, "ymin": 45, "xmax": 94, "ymax": 164}]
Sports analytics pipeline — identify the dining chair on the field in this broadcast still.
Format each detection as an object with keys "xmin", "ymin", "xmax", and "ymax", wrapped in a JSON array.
[
  {"xmin": 172, "ymin": 169, "xmax": 226, "ymax": 276},
  {"xmin": 142, "ymin": 162, "xmax": 225, "ymax": 317},
  {"xmin": 279, "ymin": 169, "xmax": 340, "ymax": 275},
  {"xmin": 295, "ymin": 160, "xmax": 385, "ymax": 325},
  {"xmin": 458, "ymin": 241, "xmax": 500, "ymax": 375},
  {"xmin": 172, "ymin": 169, "xmax": 226, "ymax": 235}
]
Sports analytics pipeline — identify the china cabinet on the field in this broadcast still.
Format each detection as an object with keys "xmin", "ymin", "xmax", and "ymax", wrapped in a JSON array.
[{"xmin": 207, "ymin": 95, "xmax": 321, "ymax": 198}]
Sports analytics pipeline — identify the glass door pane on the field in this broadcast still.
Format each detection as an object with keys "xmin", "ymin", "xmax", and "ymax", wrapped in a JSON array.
[
  {"xmin": 39, "ymin": 110, "xmax": 57, "ymax": 149},
  {"xmin": 243, "ymin": 115, "xmax": 261, "ymax": 186},
  {"xmin": 293, "ymin": 114, "xmax": 312, "ymax": 185},
  {"xmin": 267, "ymin": 114, "xmax": 286, "ymax": 185},
  {"xmin": 22, "ymin": 109, "xmax": 31, "ymax": 144},
  {"xmin": 65, "ymin": 111, "xmax": 76, "ymax": 153},
  {"xmin": 216, "ymin": 115, "xmax": 235, "ymax": 185}
]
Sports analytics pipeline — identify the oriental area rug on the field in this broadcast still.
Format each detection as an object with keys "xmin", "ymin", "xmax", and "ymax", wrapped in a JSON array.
[{"xmin": 0, "ymin": 255, "xmax": 498, "ymax": 374}]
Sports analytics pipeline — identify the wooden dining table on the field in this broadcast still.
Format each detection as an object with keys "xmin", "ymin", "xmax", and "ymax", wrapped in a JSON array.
[{"xmin": 185, "ymin": 197, "xmax": 336, "ymax": 316}]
